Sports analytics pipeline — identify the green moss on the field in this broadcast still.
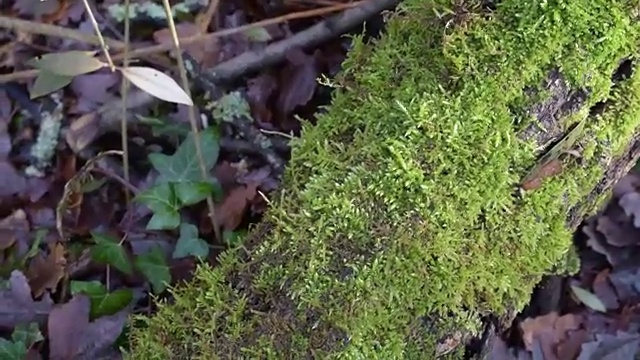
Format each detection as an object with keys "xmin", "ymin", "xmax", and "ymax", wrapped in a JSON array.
[{"xmin": 128, "ymin": 0, "xmax": 640, "ymax": 358}]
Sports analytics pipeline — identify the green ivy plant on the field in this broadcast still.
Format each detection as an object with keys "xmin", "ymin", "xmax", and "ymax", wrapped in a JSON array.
[
  {"xmin": 0, "ymin": 322, "xmax": 43, "ymax": 359},
  {"xmin": 135, "ymin": 127, "xmax": 222, "ymax": 230}
]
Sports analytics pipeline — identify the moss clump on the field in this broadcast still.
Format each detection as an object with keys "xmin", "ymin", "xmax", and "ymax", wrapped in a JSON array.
[{"xmin": 128, "ymin": 0, "xmax": 640, "ymax": 358}]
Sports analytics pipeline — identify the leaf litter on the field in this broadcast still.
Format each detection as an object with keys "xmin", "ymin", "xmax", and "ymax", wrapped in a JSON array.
[
  {"xmin": 490, "ymin": 169, "xmax": 640, "ymax": 359},
  {"xmin": 0, "ymin": 0, "xmax": 396, "ymax": 357}
]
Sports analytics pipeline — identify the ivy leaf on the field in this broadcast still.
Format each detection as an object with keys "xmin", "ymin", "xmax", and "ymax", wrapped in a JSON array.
[
  {"xmin": 173, "ymin": 223, "xmax": 209, "ymax": 259},
  {"xmin": 70, "ymin": 281, "xmax": 131, "ymax": 318},
  {"xmin": 135, "ymin": 183, "xmax": 181, "ymax": 230},
  {"xmin": 223, "ymin": 229, "xmax": 247, "ymax": 247},
  {"xmin": 92, "ymin": 289, "xmax": 133, "ymax": 317},
  {"xmin": 0, "ymin": 339, "xmax": 25, "ymax": 360},
  {"xmin": 70, "ymin": 280, "xmax": 104, "ymax": 295},
  {"xmin": 11, "ymin": 322, "xmax": 43, "ymax": 348},
  {"xmin": 135, "ymin": 245, "xmax": 171, "ymax": 294},
  {"xmin": 90, "ymin": 233, "xmax": 133, "ymax": 275},
  {"xmin": 149, "ymin": 129, "xmax": 220, "ymax": 183},
  {"xmin": 136, "ymin": 115, "xmax": 191, "ymax": 138},
  {"xmin": 174, "ymin": 180, "xmax": 220, "ymax": 205}
]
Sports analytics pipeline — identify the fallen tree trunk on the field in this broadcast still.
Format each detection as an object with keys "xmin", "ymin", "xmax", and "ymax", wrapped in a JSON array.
[{"xmin": 128, "ymin": 0, "xmax": 640, "ymax": 358}]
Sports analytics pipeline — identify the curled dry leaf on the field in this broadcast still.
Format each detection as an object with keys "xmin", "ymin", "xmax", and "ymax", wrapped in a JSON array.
[
  {"xmin": 119, "ymin": 66, "xmax": 193, "ymax": 106},
  {"xmin": 26, "ymin": 243, "xmax": 66, "ymax": 298}
]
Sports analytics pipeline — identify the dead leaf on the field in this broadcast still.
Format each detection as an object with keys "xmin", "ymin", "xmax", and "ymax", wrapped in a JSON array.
[
  {"xmin": 0, "ymin": 161, "xmax": 28, "ymax": 197},
  {"xmin": 120, "ymin": 66, "xmax": 193, "ymax": 106},
  {"xmin": 153, "ymin": 23, "xmax": 219, "ymax": 68},
  {"xmin": 609, "ymin": 268, "xmax": 640, "ymax": 303},
  {"xmin": 13, "ymin": 0, "xmax": 59, "ymax": 18},
  {"xmin": 70, "ymin": 72, "xmax": 118, "ymax": 113},
  {"xmin": 30, "ymin": 70, "xmax": 74, "ymax": 99},
  {"xmin": 277, "ymin": 49, "xmax": 319, "ymax": 117},
  {"xmin": 0, "ymin": 209, "xmax": 30, "ymax": 253},
  {"xmin": 619, "ymin": 192, "xmax": 640, "ymax": 228},
  {"xmin": 577, "ymin": 331, "xmax": 640, "ymax": 360},
  {"xmin": 520, "ymin": 312, "xmax": 580, "ymax": 353},
  {"xmin": 0, "ymin": 271, "xmax": 53, "ymax": 330},
  {"xmin": 246, "ymin": 74, "xmax": 277, "ymax": 124},
  {"xmin": 0, "ymin": 90, "xmax": 12, "ymax": 159},
  {"xmin": 521, "ymin": 159, "xmax": 563, "ymax": 191},
  {"xmin": 591, "ymin": 269, "xmax": 620, "ymax": 311},
  {"xmin": 213, "ymin": 161, "xmax": 239, "ymax": 190},
  {"xmin": 216, "ymin": 183, "xmax": 258, "ymax": 231},
  {"xmin": 65, "ymin": 112, "xmax": 101, "ymax": 153},
  {"xmin": 557, "ymin": 329, "xmax": 590, "ymax": 360},
  {"xmin": 48, "ymin": 295, "xmax": 128, "ymax": 360},
  {"xmin": 28, "ymin": 51, "xmax": 104, "ymax": 77},
  {"xmin": 571, "ymin": 285, "xmax": 607, "ymax": 313},
  {"xmin": 26, "ymin": 242, "xmax": 66, "ymax": 298},
  {"xmin": 596, "ymin": 215, "xmax": 640, "ymax": 247}
]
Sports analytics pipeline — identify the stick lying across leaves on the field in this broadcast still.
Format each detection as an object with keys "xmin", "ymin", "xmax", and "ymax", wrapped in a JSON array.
[{"xmin": 0, "ymin": 2, "xmax": 365, "ymax": 83}]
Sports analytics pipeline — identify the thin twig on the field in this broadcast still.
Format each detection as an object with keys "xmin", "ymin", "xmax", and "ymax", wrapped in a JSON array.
[
  {"xmin": 205, "ymin": 0, "xmax": 398, "ymax": 82},
  {"xmin": 0, "ymin": 2, "xmax": 360, "ymax": 83},
  {"xmin": 81, "ymin": 0, "xmax": 115, "ymax": 70},
  {"xmin": 196, "ymin": 0, "xmax": 220, "ymax": 34},
  {"xmin": 92, "ymin": 167, "xmax": 140, "ymax": 195},
  {"xmin": 0, "ymin": 15, "xmax": 127, "ymax": 50},
  {"xmin": 161, "ymin": 0, "xmax": 221, "ymax": 241},
  {"xmin": 121, "ymin": 0, "xmax": 132, "ymax": 207}
]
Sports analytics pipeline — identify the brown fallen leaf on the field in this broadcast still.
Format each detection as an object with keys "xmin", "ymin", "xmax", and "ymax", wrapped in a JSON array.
[
  {"xmin": 65, "ymin": 112, "xmax": 100, "ymax": 153},
  {"xmin": 153, "ymin": 23, "xmax": 219, "ymax": 68},
  {"xmin": 48, "ymin": 295, "xmax": 128, "ymax": 360},
  {"xmin": 215, "ymin": 183, "xmax": 258, "ymax": 231},
  {"xmin": 277, "ymin": 49, "xmax": 319, "ymax": 117},
  {"xmin": 0, "ymin": 161, "xmax": 28, "ymax": 198},
  {"xmin": 0, "ymin": 270, "xmax": 53, "ymax": 330},
  {"xmin": 520, "ymin": 312, "xmax": 580, "ymax": 352},
  {"xmin": 521, "ymin": 159, "xmax": 563, "ymax": 191},
  {"xmin": 0, "ymin": 209, "xmax": 30, "ymax": 251},
  {"xmin": 13, "ymin": 0, "xmax": 59, "ymax": 18},
  {"xmin": 26, "ymin": 242, "xmax": 66, "ymax": 298}
]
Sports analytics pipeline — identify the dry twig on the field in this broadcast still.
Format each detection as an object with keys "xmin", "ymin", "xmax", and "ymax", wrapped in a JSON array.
[
  {"xmin": 0, "ymin": 2, "xmax": 360, "ymax": 83},
  {"xmin": 161, "ymin": 0, "xmax": 222, "ymax": 241}
]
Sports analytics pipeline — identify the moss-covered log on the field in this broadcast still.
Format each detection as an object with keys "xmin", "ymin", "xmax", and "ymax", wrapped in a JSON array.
[{"xmin": 128, "ymin": 1, "xmax": 640, "ymax": 358}]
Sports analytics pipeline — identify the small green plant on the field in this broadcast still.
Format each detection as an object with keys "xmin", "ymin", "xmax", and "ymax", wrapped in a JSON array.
[
  {"xmin": 135, "ymin": 128, "xmax": 222, "ymax": 230},
  {"xmin": 89, "ymin": 233, "xmax": 172, "ymax": 294},
  {"xmin": 70, "ymin": 280, "xmax": 133, "ymax": 319},
  {"xmin": 0, "ymin": 323, "xmax": 43, "ymax": 359}
]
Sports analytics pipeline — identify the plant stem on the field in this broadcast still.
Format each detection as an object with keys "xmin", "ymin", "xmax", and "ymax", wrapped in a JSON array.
[
  {"xmin": 121, "ymin": 0, "xmax": 132, "ymax": 207},
  {"xmin": 81, "ymin": 0, "xmax": 115, "ymax": 71},
  {"xmin": 160, "ymin": 0, "xmax": 221, "ymax": 241}
]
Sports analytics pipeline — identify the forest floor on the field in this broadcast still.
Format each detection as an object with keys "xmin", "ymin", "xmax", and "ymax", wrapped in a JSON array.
[{"xmin": 0, "ymin": 0, "xmax": 638, "ymax": 359}]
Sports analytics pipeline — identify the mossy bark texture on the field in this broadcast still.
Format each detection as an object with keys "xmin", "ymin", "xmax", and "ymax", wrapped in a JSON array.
[{"xmin": 128, "ymin": 1, "xmax": 640, "ymax": 358}]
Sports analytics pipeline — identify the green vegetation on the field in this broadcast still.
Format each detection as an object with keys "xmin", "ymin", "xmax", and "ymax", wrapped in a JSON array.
[{"xmin": 128, "ymin": 0, "xmax": 640, "ymax": 358}]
